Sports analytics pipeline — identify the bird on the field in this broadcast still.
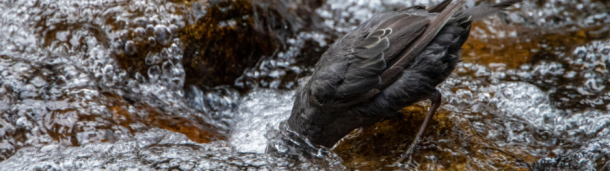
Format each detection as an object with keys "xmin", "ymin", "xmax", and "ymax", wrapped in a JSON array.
[{"xmin": 286, "ymin": 0, "xmax": 522, "ymax": 165}]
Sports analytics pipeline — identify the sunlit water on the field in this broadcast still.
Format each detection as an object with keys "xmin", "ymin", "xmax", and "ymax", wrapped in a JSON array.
[{"xmin": 0, "ymin": 0, "xmax": 609, "ymax": 170}]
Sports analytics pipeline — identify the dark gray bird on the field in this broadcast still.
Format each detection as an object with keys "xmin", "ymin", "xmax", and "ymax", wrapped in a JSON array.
[{"xmin": 287, "ymin": 0, "xmax": 521, "ymax": 160}]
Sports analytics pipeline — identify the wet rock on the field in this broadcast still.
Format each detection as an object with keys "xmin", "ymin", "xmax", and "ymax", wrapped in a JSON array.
[
  {"xmin": 181, "ymin": 0, "xmax": 281, "ymax": 88},
  {"xmin": 333, "ymin": 100, "xmax": 531, "ymax": 170},
  {"xmin": 182, "ymin": 0, "xmax": 329, "ymax": 91}
]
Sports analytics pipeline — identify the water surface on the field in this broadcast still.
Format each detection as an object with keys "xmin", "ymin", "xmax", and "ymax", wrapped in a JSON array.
[{"xmin": 0, "ymin": 0, "xmax": 609, "ymax": 170}]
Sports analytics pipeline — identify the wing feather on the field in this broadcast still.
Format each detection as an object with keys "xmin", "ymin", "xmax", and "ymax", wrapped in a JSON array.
[
  {"xmin": 380, "ymin": 0, "xmax": 466, "ymax": 87},
  {"xmin": 309, "ymin": 0, "xmax": 468, "ymax": 106},
  {"xmin": 336, "ymin": 30, "xmax": 390, "ymax": 97}
]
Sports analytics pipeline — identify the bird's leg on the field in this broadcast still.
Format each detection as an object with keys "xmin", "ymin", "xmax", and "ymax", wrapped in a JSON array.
[
  {"xmin": 393, "ymin": 90, "xmax": 442, "ymax": 168},
  {"xmin": 408, "ymin": 90, "xmax": 441, "ymax": 155}
]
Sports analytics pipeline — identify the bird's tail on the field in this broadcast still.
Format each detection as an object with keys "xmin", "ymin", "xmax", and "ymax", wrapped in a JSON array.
[{"xmin": 456, "ymin": 0, "xmax": 522, "ymax": 21}]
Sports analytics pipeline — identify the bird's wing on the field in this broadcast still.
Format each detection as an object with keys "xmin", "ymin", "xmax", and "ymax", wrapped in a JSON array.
[
  {"xmin": 380, "ymin": 0, "xmax": 465, "ymax": 88},
  {"xmin": 427, "ymin": 0, "xmax": 452, "ymax": 13},
  {"xmin": 308, "ymin": 0, "xmax": 466, "ymax": 107},
  {"xmin": 333, "ymin": 14, "xmax": 426, "ymax": 98}
]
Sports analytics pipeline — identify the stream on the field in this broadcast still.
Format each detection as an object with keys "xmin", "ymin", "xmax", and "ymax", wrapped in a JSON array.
[{"xmin": 1, "ymin": 0, "xmax": 610, "ymax": 170}]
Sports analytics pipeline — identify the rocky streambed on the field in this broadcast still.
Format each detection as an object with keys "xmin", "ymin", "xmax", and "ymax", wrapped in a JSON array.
[{"xmin": 0, "ymin": 0, "xmax": 609, "ymax": 170}]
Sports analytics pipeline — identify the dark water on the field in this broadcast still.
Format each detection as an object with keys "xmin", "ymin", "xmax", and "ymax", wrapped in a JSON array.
[{"xmin": 0, "ymin": 0, "xmax": 609, "ymax": 170}]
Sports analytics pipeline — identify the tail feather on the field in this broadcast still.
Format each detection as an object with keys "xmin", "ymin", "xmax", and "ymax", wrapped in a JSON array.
[
  {"xmin": 457, "ymin": 0, "xmax": 522, "ymax": 21},
  {"xmin": 428, "ymin": 0, "xmax": 452, "ymax": 13}
]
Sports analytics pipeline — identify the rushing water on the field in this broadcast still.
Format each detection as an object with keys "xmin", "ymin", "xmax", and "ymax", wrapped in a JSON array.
[{"xmin": 0, "ymin": 0, "xmax": 609, "ymax": 170}]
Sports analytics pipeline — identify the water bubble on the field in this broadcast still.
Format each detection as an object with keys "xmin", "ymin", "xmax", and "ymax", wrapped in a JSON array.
[
  {"xmin": 133, "ymin": 27, "xmax": 146, "ymax": 39},
  {"xmin": 145, "ymin": 52, "xmax": 161, "ymax": 65},
  {"xmin": 135, "ymin": 72, "xmax": 146, "ymax": 83},
  {"xmin": 148, "ymin": 66, "xmax": 161, "ymax": 83},
  {"xmin": 169, "ymin": 43, "xmax": 182, "ymax": 58},
  {"xmin": 168, "ymin": 24, "xmax": 178, "ymax": 35},
  {"xmin": 173, "ymin": 63, "xmax": 184, "ymax": 77},
  {"xmin": 124, "ymin": 40, "xmax": 137, "ymax": 55},
  {"xmin": 114, "ymin": 39, "xmax": 125, "ymax": 53},
  {"xmin": 149, "ymin": 15, "xmax": 161, "ymax": 25},
  {"xmin": 133, "ymin": 17, "xmax": 148, "ymax": 27},
  {"xmin": 154, "ymin": 25, "xmax": 171, "ymax": 45},
  {"xmin": 162, "ymin": 60, "xmax": 174, "ymax": 76},
  {"xmin": 118, "ymin": 30, "xmax": 129, "ymax": 41},
  {"xmin": 159, "ymin": 48, "xmax": 170, "ymax": 59},
  {"xmin": 148, "ymin": 37, "xmax": 156, "ymax": 46},
  {"xmin": 144, "ymin": 6, "xmax": 157, "ymax": 16},
  {"xmin": 146, "ymin": 24, "xmax": 155, "ymax": 35}
]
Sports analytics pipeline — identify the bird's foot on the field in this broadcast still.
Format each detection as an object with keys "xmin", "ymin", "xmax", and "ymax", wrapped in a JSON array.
[
  {"xmin": 402, "ymin": 145, "xmax": 420, "ymax": 169},
  {"xmin": 388, "ymin": 158, "xmax": 419, "ymax": 169},
  {"xmin": 403, "ymin": 158, "xmax": 419, "ymax": 169},
  {"xmin": 388, "ymin": 147, "xmax": 419, "ymax": 169}
]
